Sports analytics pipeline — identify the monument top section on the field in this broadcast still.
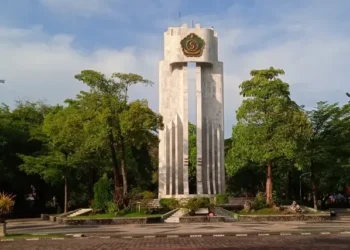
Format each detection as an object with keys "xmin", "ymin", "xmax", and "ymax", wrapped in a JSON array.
[{"xmin": 163, "ymin": 23, "xmax": 219, "ymax": 65}]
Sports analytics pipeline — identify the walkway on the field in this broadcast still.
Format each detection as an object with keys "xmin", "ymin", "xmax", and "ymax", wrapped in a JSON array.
[{"xmin": 6, "ymin": 219, "xmax": 350, "ymax": 237}]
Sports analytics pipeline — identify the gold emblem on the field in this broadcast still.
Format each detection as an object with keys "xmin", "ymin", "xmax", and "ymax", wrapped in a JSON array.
[{"xmin": 180, "ymin": 33, "xmax": 205, "ymax": 57}]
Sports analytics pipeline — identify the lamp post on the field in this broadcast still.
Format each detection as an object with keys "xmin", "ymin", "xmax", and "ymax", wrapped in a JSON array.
[{"xmin": 300, "ymin": 172, "xmax": 311, "ymax": 203}]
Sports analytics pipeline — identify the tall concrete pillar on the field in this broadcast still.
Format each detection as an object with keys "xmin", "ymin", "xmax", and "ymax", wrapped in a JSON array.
[{"xmin": 159, "ymin": 24, "xmax": 225, "ymax": 198}]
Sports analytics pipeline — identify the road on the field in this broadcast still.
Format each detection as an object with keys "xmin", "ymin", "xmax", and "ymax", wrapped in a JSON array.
[
  {"xmin": 6, "ymin": 219, "xmax": 350, "ymax": 237},
  {"xmin": 1, "ymin": 235, "xmax": 350, "ymax": 249}
]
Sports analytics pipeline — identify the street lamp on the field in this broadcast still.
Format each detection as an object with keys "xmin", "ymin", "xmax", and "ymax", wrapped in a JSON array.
[{"xmin": 300, "ymin": 172, "xmax": 311, "ymax": 202}]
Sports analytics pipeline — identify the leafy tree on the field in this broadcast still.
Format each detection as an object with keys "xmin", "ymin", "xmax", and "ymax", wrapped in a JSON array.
[
  {"xmin": 226, "ymin": 67, "xmax": 311, "ymax": 205},
  {"xmin": 19, "ymin": 104, "xmax": 85, "ymax": 213},
  {"xmin": 295, "ymin": 101, "xmax": 350, "ymax": 208},
  {"xmin": 0, "ymin": 101, "xmax": 57, "ymax": 217},
  {"xmin": 72, "ymin": 70, "xmax": 163, "ymax": 207}
]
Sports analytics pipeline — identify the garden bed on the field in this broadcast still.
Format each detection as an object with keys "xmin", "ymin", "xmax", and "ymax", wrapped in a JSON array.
[
  {"xmin": 234, "ymin": 208, "xmax": 330, "ymax": 221},
  {"xmin": 73, "ymin": 212, "xmax": 162, "ymax": 219},
  {"xmin": 236, "ymin": 213, "xmax": 331, "ymax": 222},
  {"xmin": 56, "ymin": 210, "xmax": 176, "ymax": 225},
  {"xmin": 179, "ymin": 216, "xmax": 225, "ymax": 223}
]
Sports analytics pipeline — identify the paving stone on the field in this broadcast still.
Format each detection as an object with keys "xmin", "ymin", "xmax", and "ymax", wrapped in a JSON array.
[{"xmin": 1, "ymin": 235, "xmax": 350, "ymax": 250}]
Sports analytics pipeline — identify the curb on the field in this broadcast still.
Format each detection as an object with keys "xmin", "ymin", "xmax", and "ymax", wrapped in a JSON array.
[{"xmin": 1, "ymin": 231, "xmax": 350, "ymax": 242}]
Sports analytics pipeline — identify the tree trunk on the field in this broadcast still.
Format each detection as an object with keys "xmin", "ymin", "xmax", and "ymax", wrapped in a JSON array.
[
  {"xmin": 64, "ymin": 153, "xmax": 68, "ymax": 214},
  {"xmin": 64, "ymin": 176, "xmax": 68, "ymax": 214},
  {"xmin": 266, "ymin": 161, "xmax": 273, "ymax": 205},
  {"xmin": 311, "ymin": 171, "xmax": 318, "ymax": 210},
  {"xmin": 108, "ymin": 131, "xmax": 122, "ymax": 207},
  {"xmin": 120, "ymin": 135, "xmax": 128, "ymax": 198},
  {"xmin": 287, "ymin": 170, "xmax": 292, "ymax": 200}
]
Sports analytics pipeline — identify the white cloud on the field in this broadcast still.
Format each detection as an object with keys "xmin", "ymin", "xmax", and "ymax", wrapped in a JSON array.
[
  {"xmin": 1, "ymin": 1, "xmax": 350, "ymax": 138},
  {"xmin": 38, "ymin": 0, "xmax": 116, "ymax": 17}
]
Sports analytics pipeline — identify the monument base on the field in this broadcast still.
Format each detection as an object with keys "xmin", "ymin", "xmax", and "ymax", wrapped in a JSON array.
[{"xmin": 159, "ymin": 194, "xmax": 217, "ymax": 199}]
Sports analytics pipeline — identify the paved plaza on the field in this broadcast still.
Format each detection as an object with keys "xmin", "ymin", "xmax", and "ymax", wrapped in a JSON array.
[
  {"xmin": 1, "ymin": 235, "xmax": 350, "ymax": 250},
  {"xmin": 6, "ymin": 219, "xmax": 350, "ymax": 237}
]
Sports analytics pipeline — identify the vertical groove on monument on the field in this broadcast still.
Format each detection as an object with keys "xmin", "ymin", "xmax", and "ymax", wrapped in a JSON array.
[
  {"xmin": 212, "ymin": 123, "xmax": 217, "ymax": 194},
  {"xmin": 165, "ymin": 125, "xmax": 170, "ymax": 195},
  {"xmin": 181, "ymin": 63, "xmax": 189, "ymax": 195},
  {"xmin": 171, "ymin": 121, "xmax": 176, "ymax": 195},
  {"xmin": 196, "ymin": 64, "xmax": 203, "ymax": 194},
  {"xmin": 215, "ymin": 127, "xmax": 221, "ymax": 194}
]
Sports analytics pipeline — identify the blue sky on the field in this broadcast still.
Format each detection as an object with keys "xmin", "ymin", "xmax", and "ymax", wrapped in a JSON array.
[{"xmin": 1, "ymin": 0, "xmax": 350, "ymax": 137}]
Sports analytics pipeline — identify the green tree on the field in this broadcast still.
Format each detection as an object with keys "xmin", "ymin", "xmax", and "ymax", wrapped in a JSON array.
[
  {"xmin": 1, "ymin": 101, "xmax": 58, "ymax": 217},
  {"xmin": 72, "ymin": 70, "xmax": 163, "ymax": 207},
  {"xmin": 226, "ymin": 67, "xmax": 311, "ymax": 205},
  {"xmin": 295, "ymin": 101, "xmax": 350, "ymax": 208}
]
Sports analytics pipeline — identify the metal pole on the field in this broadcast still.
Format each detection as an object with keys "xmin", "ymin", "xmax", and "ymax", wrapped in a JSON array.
[{"xmin": 300, "ymin": 172, "xmax": 311, "ymax": 202}]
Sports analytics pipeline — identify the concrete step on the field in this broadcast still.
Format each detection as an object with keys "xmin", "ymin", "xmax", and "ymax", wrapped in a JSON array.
[
  {"xmin": 68, "ymin": 208, "xmax": 93, "ymax": 217},
  {"xmin": 164, "ymin": 209, "xmax": 187, "ymax": 223}
]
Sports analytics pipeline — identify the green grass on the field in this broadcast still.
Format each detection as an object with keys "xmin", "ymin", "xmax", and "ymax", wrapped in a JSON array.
[
  {"xmin": 72, "ymin": 212, "xmax": 162, "ymax": 219},
  {"xmin": 121, "ymin": 212, "xmax": 162, "ymax": 218},
  {"xmin": 238, "ymin": 208, "xmax": 296, "ymax": 215},
  {"xmin": 237, "ymin": 207, "xmax": 319, "ymax": 215}
]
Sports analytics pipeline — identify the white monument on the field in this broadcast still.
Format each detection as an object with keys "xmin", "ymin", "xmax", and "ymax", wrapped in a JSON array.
[{"xmin": 158, "ymin": 24, "xmax": 224, "ymax": 198}]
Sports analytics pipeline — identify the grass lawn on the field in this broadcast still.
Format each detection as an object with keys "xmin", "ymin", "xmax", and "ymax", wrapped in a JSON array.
[{"xmin": 73, "ymin": 212, "xmax": 162, "ymax": 219}]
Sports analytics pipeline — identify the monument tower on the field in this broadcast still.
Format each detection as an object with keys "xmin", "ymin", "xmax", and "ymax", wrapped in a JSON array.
[{"xmin": 158, "ymin": 24, "xmax": 224, "ymax": 198}]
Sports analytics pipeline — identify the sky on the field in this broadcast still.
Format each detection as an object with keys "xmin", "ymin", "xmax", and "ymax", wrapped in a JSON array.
[{"xmin": 1, "ymin": 0, "xmax": 350, "ymax": 138}]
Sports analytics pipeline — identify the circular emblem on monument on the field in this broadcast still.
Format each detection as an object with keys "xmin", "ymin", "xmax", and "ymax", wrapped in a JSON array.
[{"xmin": 180, "ymin": 33, "xmax": 205, "ymax": 57}]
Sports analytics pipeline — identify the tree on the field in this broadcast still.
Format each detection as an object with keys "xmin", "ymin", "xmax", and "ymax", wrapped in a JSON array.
[
  {"xmin": 295, "ymin": 101, "xmax": 350, "ymax": 208},
  {"xmin": 1, "ymin": 101, "xmax": 58, "ymax": 217},
  {"xmin": 226, "ymin": 67, "xmax": 311, "ymax": 205},
  {"xmin": 72, "ymin": 70, "xmax": 163, "ymax": 207}
]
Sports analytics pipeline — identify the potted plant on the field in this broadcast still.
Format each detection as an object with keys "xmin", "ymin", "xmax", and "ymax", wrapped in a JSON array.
[{"xmin": 0, "ymin": 192, "xmax": 15, "ymax": 237}]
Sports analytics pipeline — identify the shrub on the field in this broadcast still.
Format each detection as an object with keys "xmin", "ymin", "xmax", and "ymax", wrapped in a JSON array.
[
  {"xmin": 272, "ymin": 191, "xmax": 281, "ymax": 206},
  {"xmin": 142, "ymin": 191, "xmax": 155, "ymax": 200},
  {"xmin": 159, "ymin": 198, "xmax": 179, "ymax": 210},
  {"xmin": 185, "ymin": 197, "xmax": 211, "ymax": 212},
  {"xmin": 252, "ymin": 192, "xmax": 267, "ymax": 210},
  {"xmin": 216, "ymin": 194, "xmax": 229, "ymax": 205},
  {"xmin": 106, "ymin": 201, "xmax": 117, "ymax": 214},
  {"xmin": 93, "ymin": 174, "xmax": 113, "ymax": 212},
  {"xmin": 0, "ymin": 192, "xmax": 15, "ymax": 215}
]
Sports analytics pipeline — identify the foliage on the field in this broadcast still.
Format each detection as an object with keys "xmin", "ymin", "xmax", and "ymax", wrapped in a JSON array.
[
  {"xmin": 188, "ymin": 123, "xmax": 197, "ymax": 193},
  {"xmin": 142, "ymin": 191, "xmax": 155, "ymax": 200},
  {"xmin": 92, "ymin": 174, "xmax": 113, "ymax": 212},
  {"xmin": 216, "ymin": 194, "xmax": 229, "ymax": 205},
  {"xmin": 106, "ymin": 201, "xmax": 117, "ymax": 214},
  {"xmin": 72, "ymin": 70, "xmax": 163, "ymax": 207},
  {"xmin": 239, "ymin": 207, "xmax": 289, "ymax": 215},
  {"xmin": 294, "ymin": 101, "xmax": 350, "ymax": 208},
  {"xmin": 185, "ymin": 197, "xmax": 211, "ymax": 212},
  {"xmin": 159, "ymin": 198, "xmax": 179, "ymax": 210},
  {"xmin": 252, "ymin": 192, "xmax": 267, "ymax": 210},
  {"xmin": 0, "ymin": 192, "xmax": 15, "ymax": 215},
  {"xmin": 226, "ymin": 67, "xmax": 311, "ymax": 205},
  {"xmin": 272, "ymin": 191, "xmax": 280, "ymax": 206}
]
